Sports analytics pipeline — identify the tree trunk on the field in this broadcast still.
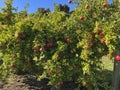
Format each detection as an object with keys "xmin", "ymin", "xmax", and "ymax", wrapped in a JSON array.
[{"xmin": 113, "ymin": 60, "xmax": 120, "ymax": 90}]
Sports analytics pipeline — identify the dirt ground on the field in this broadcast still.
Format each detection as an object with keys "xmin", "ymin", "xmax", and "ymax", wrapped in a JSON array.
[
  {"xmin": 0, "ymin": 74, "xmax": 78, "ymax": 90},
  {"xmin": 0, "ymin": 74, "xmax": 51, "ymax": 90}
]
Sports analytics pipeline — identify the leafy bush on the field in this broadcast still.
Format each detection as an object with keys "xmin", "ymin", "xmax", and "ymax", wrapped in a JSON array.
[{"xmin": 0, "ymin": 0, "xmax": 120, "ymax": 89}]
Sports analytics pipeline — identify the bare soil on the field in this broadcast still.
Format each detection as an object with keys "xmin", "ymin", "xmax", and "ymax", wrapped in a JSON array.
[
  {"xmin": 0, "ymin": 74, "xmax": 50, "ymax": 90},
  {"xmin": 0, "ymin": 74, "xmax": 78, "ymax": 90}
]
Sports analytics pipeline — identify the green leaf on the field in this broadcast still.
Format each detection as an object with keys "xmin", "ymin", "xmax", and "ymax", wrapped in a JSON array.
[{"xmin": 0, "ymin": 59, "xmax": 3, "ymax": 66}]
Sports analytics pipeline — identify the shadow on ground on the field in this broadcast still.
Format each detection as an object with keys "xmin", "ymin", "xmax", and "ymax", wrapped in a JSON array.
[{"xmin": 0, "ymin": 69, "xmax": 113, "ymax": 90}]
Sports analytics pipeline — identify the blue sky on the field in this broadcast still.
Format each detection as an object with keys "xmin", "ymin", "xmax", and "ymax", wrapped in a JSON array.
[{"xmin": 0, "ymin": 0, "xmax": 113, "ymax": 13}]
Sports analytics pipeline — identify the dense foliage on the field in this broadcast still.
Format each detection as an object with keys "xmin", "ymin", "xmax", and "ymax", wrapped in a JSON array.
[{"xmin": 0, "ymin": 0, "xmax": 120, "ymax": 89}]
